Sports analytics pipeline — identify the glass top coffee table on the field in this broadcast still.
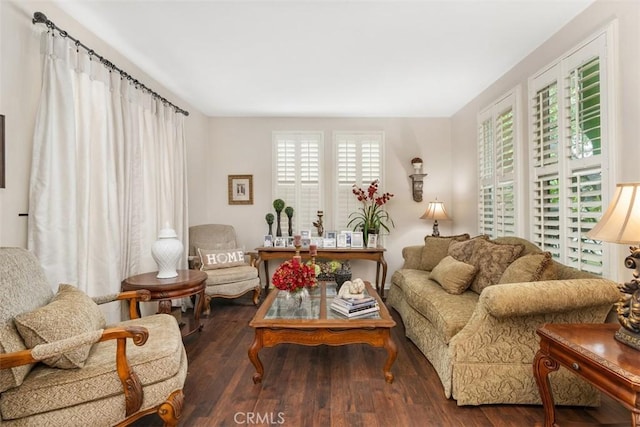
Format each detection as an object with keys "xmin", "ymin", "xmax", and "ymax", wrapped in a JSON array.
[{"xmin": 248, "ymin": 281, "xmax": 397, "ymax": 384}]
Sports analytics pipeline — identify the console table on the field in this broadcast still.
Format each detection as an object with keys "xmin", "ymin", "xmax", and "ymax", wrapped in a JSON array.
[
  {"xmin": 254, "ymin": 247, "xmax": 388, "ymax": 298},
  {"xmin": 534, "ymin": 323, "xmax": 640, "ymax": 427}
]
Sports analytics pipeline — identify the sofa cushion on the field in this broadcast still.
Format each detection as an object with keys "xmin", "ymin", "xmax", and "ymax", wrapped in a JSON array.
[
  {"xmin": 468, "ymin": 239, "xmax": 524, "ymax": 294},
  {"xmin": 0, "ymin": 248, "xmax": 54, "ymax": 393},
  {"xmin": 0, "ymin": 314, "xmax": 184, "ymax": 420},
  {"xmin": 499, "ymin": 252, "xmax": 556, "ymax": 284},
  {"xmin": 430, "ymin": 256, "xmax": 477, "ymax": 295},
  {"xmin": 492, "ymin": 236, "xmax": 542, "ymax": 256},
  {"xmin": 419, "ymin": 234, "xmax": 470, "ymax": 271},
  {"xmin": 198, "ymin": 247, "xmax": 246, "ymax": 270},
  {"xmin": 447, "ymin": 235, "xmax": 489, "ymax": 263},
  {"xmin": 203, "ymin": 264, "xmax": 258, "ymax": 286},
  {"xmin": 392, "ymin": 269, "xmax": 478, "ymax": 343},
  {"xmin": 14, "ymin": 284, "xmax": 106, "ymax": 369}
]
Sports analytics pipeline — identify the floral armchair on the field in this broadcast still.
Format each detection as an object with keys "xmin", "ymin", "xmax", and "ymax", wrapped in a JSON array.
[{"xmin": 0, "ymin": 248, "xmax": 187, "ymax": 426}]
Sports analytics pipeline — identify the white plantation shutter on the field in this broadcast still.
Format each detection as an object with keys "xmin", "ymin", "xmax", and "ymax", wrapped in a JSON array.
[
  {"xmin": 272, "ymin": 132, "xmax": 323, "ymax": 233},
  {"xmin": 477, "ymin": 90, "xmax": 519, "ymax": 237},
  {"xmin": 529, "ymin": 30, "xmax": 611, "ymax": 276},
  {"xmin": 334, "ymin": 132, "xmax": 383, "ymax": 231}
]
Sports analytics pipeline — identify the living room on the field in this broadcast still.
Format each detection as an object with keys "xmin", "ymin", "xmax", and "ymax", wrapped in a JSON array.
[{"xmin": 1, "ymin": 0, "xmax": 639, "ymax": 425}]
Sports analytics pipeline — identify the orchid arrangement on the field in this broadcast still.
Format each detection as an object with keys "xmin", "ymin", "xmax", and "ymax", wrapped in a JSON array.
[
  {"xmin": 272, "ymin": 258, "xmax": 317, "ymax": 293},
  {"xmin": 347, "ymin": 180, "xmax": 394, "ymax": 240}
]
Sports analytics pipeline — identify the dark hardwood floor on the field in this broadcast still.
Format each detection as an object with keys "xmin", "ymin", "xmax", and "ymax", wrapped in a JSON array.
[{"xmin": 134, "ymin": 295, "xmax": 630, "ymax": 427}]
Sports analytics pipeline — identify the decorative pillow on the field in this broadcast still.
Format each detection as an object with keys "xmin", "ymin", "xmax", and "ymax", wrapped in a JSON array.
[
  {"xmin": 468, "ymin": 239, "xmax": 524, "ymax": 294},
  {"xmin": 499, "ymin": 252, "xmax": 556, "ymax": 284},
  {"xmin": 419, "ymin": 234, "xmax": 470, "ymax": 271},
  {"xmin": 14, "ymin": 284, "xmax": 106, "ymax": 369},
  {"xmin": 430, "ymin": 256, "xmax": 477, "ymax": 295},
  {"xmin": 198, "ymin": 247, "xmax": 246, "ymax": 270},
  {"xmin": 447, "ymin": 235, "xmax": 489, "ymax": 263}
]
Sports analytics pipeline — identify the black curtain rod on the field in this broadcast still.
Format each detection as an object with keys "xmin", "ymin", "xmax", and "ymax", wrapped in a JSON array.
[{"xmin": 32, "ymin": 11, "xmax": 189, "ymax": 117}]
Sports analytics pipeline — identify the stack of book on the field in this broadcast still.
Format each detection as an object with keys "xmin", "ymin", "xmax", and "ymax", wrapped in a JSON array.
[{"xmin": 330, "ymin": 295, "xmax": 379, "ymax": 318}]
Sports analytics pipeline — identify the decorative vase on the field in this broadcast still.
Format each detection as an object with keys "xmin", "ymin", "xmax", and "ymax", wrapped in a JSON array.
[
  {"xmin": 283, "ymin": 287, "xmax": 309, "ymax": 311},
  {"xmin": 151, "ymin": 224, "xmax": 183, "ymax": 279}
]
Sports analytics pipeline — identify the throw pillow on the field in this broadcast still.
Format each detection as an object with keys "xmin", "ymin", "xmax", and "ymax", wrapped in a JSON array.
[
  {"xmin": 198, "ymin": 247, "xmax": 246, "ymax": 270},
  {"xmin": 468, "ymin": 239, "xmax": 524, "ymax": 294},
  {"xmin": 419, "ymin": 234, "xmax": 470, "ymax": 271},
  {"xmin": 14, "ymin": 284, "xmax": 106, "ymax": 369},
  {"xmin": 430, "ymin": 256, "xmax": 477, "ymax": 295},
  {"xmin": 498, "ymin": 252, "xmax": 556, "ymax": 284},
  {"xmin": 447, "ymin": 235, "xmax": 489, "ymax": 263}
]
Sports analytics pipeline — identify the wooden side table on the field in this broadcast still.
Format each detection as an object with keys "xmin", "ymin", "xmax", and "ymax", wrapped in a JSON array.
[
  {"xmin": 121, "ymin": 270, "xmax": 207, "ymax": 338},
  {"xmin": 534, "ymin": 323, "xmax": 640, "ymax": 427}
]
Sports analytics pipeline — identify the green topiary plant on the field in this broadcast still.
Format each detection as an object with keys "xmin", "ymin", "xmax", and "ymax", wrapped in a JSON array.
[
  {"xmin": 284, "ymin": 206, "xmax": 294, "ymax": 236},
  {"xmin": 265, "ymin": 213, "xmax": 275, "ymax": 236},
  {"xmin": 273, "ymin": 199, "xmax": 285, "ymax": 236}
]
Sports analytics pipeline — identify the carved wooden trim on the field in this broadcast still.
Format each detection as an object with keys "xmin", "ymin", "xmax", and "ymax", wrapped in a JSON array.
[
  {"xmin": 158, "ymin": 389, "xmax": 184, "ymax": 426},
  {"xmin": 114, "ymin": 326, "xmax": 149, "ymax": 416}
]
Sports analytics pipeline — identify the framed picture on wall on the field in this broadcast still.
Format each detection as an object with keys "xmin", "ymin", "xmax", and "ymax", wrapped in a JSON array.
[{"xmin": 228, "ymin": 175, "xmax": 253, "ymax": 205}]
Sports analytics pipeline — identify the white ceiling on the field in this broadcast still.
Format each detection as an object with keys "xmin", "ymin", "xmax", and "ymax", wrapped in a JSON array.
[{"xmin": 53, "ymin": 0, "xmax": 595, "ymax": 117}]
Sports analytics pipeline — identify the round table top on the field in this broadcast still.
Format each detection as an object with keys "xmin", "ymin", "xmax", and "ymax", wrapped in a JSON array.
[{"xmin": 122, "ymin": 269, "xmax": 207, "ymax": 291}]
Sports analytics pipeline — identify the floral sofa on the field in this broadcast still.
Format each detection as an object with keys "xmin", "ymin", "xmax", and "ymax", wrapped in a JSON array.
[{"xmin": 386, "ymin": 235, "xmax": 620, "ymax": 406}]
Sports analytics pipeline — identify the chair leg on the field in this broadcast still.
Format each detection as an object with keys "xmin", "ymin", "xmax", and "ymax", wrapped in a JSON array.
[
  {"xmin": 252, "ymin": 287, "xmax": 260, "ymax": 305},
  {"xmin": 158, "ymin": 389, "xmax": 184, "ymax": 427},
  {"xmin": 202, "ymin": 295, "xmax": 212, "ymax": 317}
]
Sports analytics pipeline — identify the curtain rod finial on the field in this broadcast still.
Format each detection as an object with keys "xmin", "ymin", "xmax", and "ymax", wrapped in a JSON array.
[{"xmin": 32, "ymin": 11, "xmax": 48, "ymax": 25}]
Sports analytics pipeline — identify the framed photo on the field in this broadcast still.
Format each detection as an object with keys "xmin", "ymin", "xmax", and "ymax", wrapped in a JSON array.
[
  {"xmin": 274, "ymin": 237, "xmax": 287, "ymax": 248},
  {"xmin": 263, "ymin": 235, "xmax": 273, "ymax": 247},
  {"xmin": 337, "ymin": 233, "xmax": 348, "ymax": 248},
  {"xmin": 367, "ymin": 234, "xmax": 378, "ymax": 248},
  {"xmin": 300, "ymin": 230, "xmax": 311, "ymax": 239},
  {"xmin": 325, "ymin": 230, "xmax": 337, "ymax": 240},
  {"xmin": 340, "ymin": 230, "xmax": 352, "ymax": 247},
  {"xmin": 301, "ymin": 238, "xmax": 311, "ymax": 248},
  {"xmin": 228, "ymin": 174, "xmax": 253, "ymax": 205},
  {"xmin": 287, "ymin": 236, "xmax": 294, "ymax": 247},
  {"xmin": 351, "ymin": 232, "xmax": 364, "ymax": 248},
  {"xmin": 323, "ymin": 238, "xmax": 336, "ymax": 248},
  {"xmin": 311, "ymin": 237, "xmax": 323, "ymax": 248}
]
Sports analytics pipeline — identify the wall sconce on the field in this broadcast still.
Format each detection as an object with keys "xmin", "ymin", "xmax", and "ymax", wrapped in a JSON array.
[
  {"xmin": 421, "ymin": 199, "xmax": 450, "ymax": 236},
  {"xmin": 410, "ymin": 157, "xmax": 427, "ymax": 202}
]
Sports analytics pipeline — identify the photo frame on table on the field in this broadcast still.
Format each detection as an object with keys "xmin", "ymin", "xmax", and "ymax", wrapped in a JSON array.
[
  {"xmin": 274, "ymin": 237, "xmax": 287, "ymax": 248},
  {"xmin": 340, "ymin": 230, "xmax": 352, "ymax": 247},
  {"xmin": 325, "ymin": 231, "xmax": 337, "ymax": 240},
  {"xmin": 367, "ymin": 234, "xmax": 378, "ymax": 248},
  {"xmin": 351, "ymin": 232, "xmax": 364, "ymax": 248},
  {"xmin": 337, "ymin": 233, "xmax": 348, "ymax": 248},
  {"xmin": 228, "ymin": 174, "xmax": 253, "ymax": 205},
  {"xmin": 311, "ymin": 237, "xmax": 323, "ymax": 248},
  {"xmin": 263, "ymin": 235, "xmax": 273, "ymax": 247},
  {"xmin": 323, "ymin": 238, "xmax": 336, "ymax": 248},
  {"xmin": 300, "ymin": 230, "xmax": 311, "ymax": 239},
  {"xmin": 301, "ymin": 238, "xmax": 311, "ymax": 248},
  {"xmin": 287, "ymin": 236, "xmax": 294, "ymax": 247}
]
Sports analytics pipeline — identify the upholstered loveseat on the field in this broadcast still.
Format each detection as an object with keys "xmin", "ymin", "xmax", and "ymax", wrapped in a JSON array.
[
  {"xmin": 386, "ymin": 235, "xmax": 620, "ymax": 406},
  {"xmin": 0, "ymin": 248, "xmax": 187, "ymax": 426}
]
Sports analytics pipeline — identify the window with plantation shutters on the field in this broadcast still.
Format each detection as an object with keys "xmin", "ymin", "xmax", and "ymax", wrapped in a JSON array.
[
  {"xmin": 334, "ymin": 131, "xmax": 384, "ymax": 231},
  {"xmin": 477, "ymin": 90, "xmax": 520, "ymax": 238},
  {"xmin": 272, "ymin": 132, "xmax": 323, "ymax": 233},
  {"xmin": 529, "ymin": 29, "xmax": 613, "ymax": 276}
]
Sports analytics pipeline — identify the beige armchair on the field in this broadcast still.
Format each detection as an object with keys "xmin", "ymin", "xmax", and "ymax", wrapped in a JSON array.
[
  {"xmin": 189, "ymin": 224, "xmax": 261, "ymax": 316},
  {"xmin": 0, "ymin": 248, "xmax": 187, "ymax": 426}
]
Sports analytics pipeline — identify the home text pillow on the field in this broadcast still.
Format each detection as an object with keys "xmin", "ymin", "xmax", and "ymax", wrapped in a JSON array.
[
  {"xmin": 14, "ymin": 284, "xmax": 106, "ymax": 369},
  {"xmin": 447, "ymin": 235, "xmax": 489, "ymax": 263},
  {"xmin": 468, "ymin": 239, "xmax": 524, "ymax": 294},
  {"xmin": 198, "ymin": 248, "xmax": 246, "ymax": 270},
  {"xmin": 430, "ymin": 256, "xmax": 477, "ymax": 295},
  {"xmin": 419, "ymin": 234, "xmax": 470, "ymax": 271},
  {"xmin": 499, "ymin": 252, "xmax": 556, "ymax": 284}
]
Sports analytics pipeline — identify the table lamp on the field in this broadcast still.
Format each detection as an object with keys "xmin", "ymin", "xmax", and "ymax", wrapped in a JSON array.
[
  {"xmin": 586, "ymin": 182, "xmax": 640, "ymax": 350},
  {"xmin": 420, "ymin": 200, "xmax": 450, "ymax": 237}
]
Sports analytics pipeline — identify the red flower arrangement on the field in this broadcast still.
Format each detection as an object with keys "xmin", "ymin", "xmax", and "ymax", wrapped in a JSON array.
[{"xmin": 272, "ymin": 258, "xmax": 317, "ymax": 292}]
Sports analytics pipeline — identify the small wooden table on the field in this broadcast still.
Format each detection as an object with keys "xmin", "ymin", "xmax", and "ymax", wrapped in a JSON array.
[
  {"xmin": 121, "ymin": 270, "xmax": 207, "ymax": 338},
  {"xmin": 248, "ymin": 281, "xmax": 397, "ymax": 384},
  {"xmin": 534, "ymin": 323, "xmax": 640, "ymax": 427},
  {"xmin": 254, "ymin": 247, "xmax": 388, "ymax": 298}
]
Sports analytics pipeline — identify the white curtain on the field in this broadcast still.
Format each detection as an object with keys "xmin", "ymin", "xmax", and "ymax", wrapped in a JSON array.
[{"xmin": 28, "ymin": 32, "xmax": 188, "ymax": 314}]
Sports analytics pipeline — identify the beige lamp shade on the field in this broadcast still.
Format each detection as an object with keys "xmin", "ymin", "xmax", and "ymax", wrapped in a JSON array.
[
  {"xmin": 420, "ymin": 201, "xmax": 450, "ymax": 221},
  {"xmin": 586, "ymin": 183, "xmax": 640, "ymax": 244}
]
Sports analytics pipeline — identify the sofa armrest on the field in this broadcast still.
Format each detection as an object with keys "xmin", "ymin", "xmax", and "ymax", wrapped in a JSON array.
[
  {"xmin": 481, "ymin": 279, "xmax": 621, "ymax": 318},
  {"xmin": 401, "ymin": 245, "xmax": 424, "ymax": 270},
  {"xmin": 93, "ymin": 290, "xmax": 151, "ymax": 319},
  {"xmin": 0, "ymin": 325, "xmax": 149, "ymax": 416}
]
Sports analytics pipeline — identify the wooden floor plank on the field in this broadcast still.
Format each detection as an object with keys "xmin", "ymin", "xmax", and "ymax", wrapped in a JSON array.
[{"xmin": 132, "ymin": 296, "xmax": 630, "ymax": 426}]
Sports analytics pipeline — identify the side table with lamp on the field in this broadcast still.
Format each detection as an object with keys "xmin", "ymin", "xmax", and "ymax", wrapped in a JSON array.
[{"xmin": 533, "ymin": 182, "xmax": 640, "ymax": 427}]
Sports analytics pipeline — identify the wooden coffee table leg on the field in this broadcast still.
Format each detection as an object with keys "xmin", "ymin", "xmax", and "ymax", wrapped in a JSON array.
[
  {"xmin": 533, "ymin": 350, "xmax": 559, "ymax": 427},
  {"xmin": 248, "ymin": 331, "xmax": 264, "ymax": 384},
  {"xmin": 194, "ymin": 289, "xmax": 204, "ymax": 332},
  {"xmin": 382, "ymin": 331, "xmax": 397, "ymax": 383}
]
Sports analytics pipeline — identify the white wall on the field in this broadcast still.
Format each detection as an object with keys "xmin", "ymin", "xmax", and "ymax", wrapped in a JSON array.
[
  {"xmin": 450, "ymin": 0, "xmax": 640, "ymax": 281},
  {"xmin": 203, "ymin": 117, "xmax": 452, "ymax": 284},
  {"xmin": 0, "ymin": 0, "xmax": 210, "ymax": 248}
]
